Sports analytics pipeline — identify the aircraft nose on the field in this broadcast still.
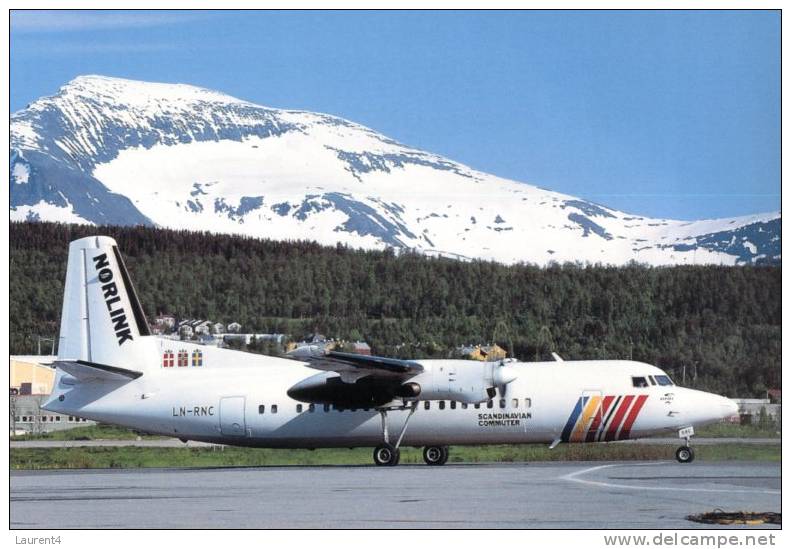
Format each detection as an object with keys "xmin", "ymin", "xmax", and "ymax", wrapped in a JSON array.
[
  {"xmin": 721, "ymin": 397, "xmax": 739, "ymax": 420},
  {"xmin": 682, "ymin": 389, "xmax": 739, "ymax": 425},
  {"xmin": 708, "ymin": 393, "xmax": 739, "ymax": 421}
]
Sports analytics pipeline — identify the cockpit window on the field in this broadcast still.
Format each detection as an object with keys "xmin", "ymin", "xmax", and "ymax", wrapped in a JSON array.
[
  {"xmin": 655, "ymin": 375, "xmax": 674, "ymax": 386},
  {"xmin": 632, "ymin": 376, "xmax": 649, "ymax": 388}
]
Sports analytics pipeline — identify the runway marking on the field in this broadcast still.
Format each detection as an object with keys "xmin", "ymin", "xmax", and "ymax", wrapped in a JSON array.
[{"xmin": 560, "ymin": 463, "xmax": 781, "ymax": 495}]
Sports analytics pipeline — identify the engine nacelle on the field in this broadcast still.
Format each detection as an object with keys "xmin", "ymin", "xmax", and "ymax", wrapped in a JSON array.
[
  {"xmin": 404, "ymin": 360, "xmax": 519, "ymax": 404},
  {"xmin": 395, "ymin": 382, "xmax": 421, "ymax": 398},
  {"xmin": 287, "ymin": 360, "xmax": 519, "ymax": 407},
  {"xmin": 287, "ymin": 371, "xmax": 397, "ymax": 408}
]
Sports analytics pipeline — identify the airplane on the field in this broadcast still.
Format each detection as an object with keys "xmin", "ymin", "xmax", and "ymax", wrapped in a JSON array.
[{"xmin": 42, "ymin": 235, "xmax": 739, "ymax": 466}]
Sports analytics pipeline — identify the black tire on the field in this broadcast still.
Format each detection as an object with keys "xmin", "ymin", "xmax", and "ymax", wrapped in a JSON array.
[
  {"xmin": 423, "ymin": 446, "xmax": 445, "ymax": 465},
  {"xmin": 675, "ymin": 446, "xmax": 695, "ymax": 463},
  {"xmin": 373, "ymin": 443, "xmax": 399, "ymax": 466},
  {"xmin": 438, "ymin": 446, "xmax": 449, "ymax": 465}
]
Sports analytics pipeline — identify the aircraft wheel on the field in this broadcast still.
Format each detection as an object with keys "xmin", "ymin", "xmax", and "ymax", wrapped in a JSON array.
[
  {"xmin": 675, "ymin": 446, "xmax": 695, "ymax": 463},
  {"xmin": 373, "ymin": 443, "xmax": 399, "ymax": 466},
  {"xmin": 423, "ymin": 445, "xmax": 445, "ymax": 465},
  {"xmin": 439, "ymin": 446, "xmax": 450, "ymax": 465}
]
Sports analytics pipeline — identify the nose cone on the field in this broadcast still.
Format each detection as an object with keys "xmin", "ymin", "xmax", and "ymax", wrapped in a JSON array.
[
  {"xmin": 722, "ymin": 397, "xmax": 739, "ymax": 420},
  {"xmin": 682, "ymin": 389, "xmax": 739, "ymax": 425}
]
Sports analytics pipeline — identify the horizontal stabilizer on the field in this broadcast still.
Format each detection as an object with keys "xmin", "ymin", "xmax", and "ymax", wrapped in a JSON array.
[{"xmin": 54, "ymin": 360, "xmax": 143, "ymax": 382}]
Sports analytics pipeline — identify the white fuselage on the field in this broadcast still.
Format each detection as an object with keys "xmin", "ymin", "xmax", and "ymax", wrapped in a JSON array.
[{"xmin": 43, "ymin": 341, "xmax": 737, "ymax": 449}]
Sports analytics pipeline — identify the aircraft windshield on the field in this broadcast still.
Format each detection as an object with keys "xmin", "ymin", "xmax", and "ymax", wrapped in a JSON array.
[
  {"xmin": 631, "ymin": 376, "xmax": 649, "ymax": 388},
  {"xmin": 655, "ymin": 375, "xmax": 674, "ymax": 386}
]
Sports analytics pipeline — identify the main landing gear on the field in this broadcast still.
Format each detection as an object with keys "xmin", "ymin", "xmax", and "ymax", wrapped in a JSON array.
[
  {"xmin": 373, "ymin": 442, "xmax": 401, "ymax": 466},
  {"xmin": 422, "ymin": 445, "xmax": 449, "ymax": 466},
  {"xmin": 372, "ymin": 404, "xmax": 452, "ymax": 466},
  {"xmin": 373, "ymin": 403, "xmax": 417, "ymax": 466}
]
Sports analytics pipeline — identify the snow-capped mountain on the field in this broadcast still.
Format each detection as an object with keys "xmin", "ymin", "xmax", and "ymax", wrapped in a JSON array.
[{"xmin": 10, "ymin": 75, "xmax": 780, "ymax": 266}]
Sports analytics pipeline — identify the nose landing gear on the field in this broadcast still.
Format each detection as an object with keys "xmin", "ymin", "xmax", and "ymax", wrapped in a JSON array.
[
  {"xmin": 675, "ymin": 427, "xmax": 695, "ymax": 463},
  {"xmin": 675, "ymin": 445, "xmax": 695, "ymax": 463}
]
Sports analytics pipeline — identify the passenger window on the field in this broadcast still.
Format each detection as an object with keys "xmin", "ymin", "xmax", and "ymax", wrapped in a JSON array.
[
  {"xmin": 655, "ymin": 375, "xmax": 674, "ymax": 386},
  {"xmin": 461, "ymin": 403, "xmax": 468, "ymax": 409},
  {"xmin": 450, "ymin": 401, "xmax": 456, "ymax": 409},
  {"xmin": 511, "ymin": 398, "xmax": 519, "ymax": 408},
  {"xmin": 474, "ymin": 403, "xmax": 481, "ymax": 409},
  {"xmin": 439, "ymin": 401, "xmax": 446, "ymax": 410},
  {"xmin": 499, "ymin": 399, "xmax": 506, "ymax": 409},
  {"xmin": 271, "ymin": 404, "xmax": 278, "ymax": 414},
  {"xmin": 296, "ymin": 404, "xmax": 303, "ymax": 413},
  {"xmin": 632, "ymin": 376, "xmax": 649, "ymax": 388},
  {"xmin": 487, "ymin": 400, "xmax": 494, "ymax": 409},
  {"xmin": 424, "ymin": 401, "xmax": 431, "ymax": 410},
  {"xmin": 258, "ymin": 405, "xmax": 265, "ymax": 414},
  {"xmin": 525, "ymin": 398, "xmax": 532, "ymax": 408},
  {"xmin": 308, "ymin": 404, "xmax": 315, "ymax": 413},
  {"xmin": 323, "ymin": 404, "xmax": 330, "ymax": 412}
]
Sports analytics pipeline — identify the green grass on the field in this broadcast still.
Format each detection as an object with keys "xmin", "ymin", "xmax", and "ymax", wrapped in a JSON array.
[
  {"xmin": 691, "ymin": 422, "xmax": 780, "ymax": 438},
  {"xmin": 10, "ymin": 424, "xmax": 166, "ymax": 441},
  {"xmin": 10, "ymin": 443, "xmax": 779, "ymax": 470}
]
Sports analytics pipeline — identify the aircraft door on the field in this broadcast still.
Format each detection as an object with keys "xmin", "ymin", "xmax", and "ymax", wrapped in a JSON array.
[{"xmin": 219, "ymin": 396, "xmax": 247, "ymax": 437}]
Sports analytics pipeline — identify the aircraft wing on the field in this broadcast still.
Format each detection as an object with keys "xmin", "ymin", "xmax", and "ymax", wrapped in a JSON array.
[
  {"xmin": 287, "ymin": 350, "xmax": 424, "ymax": 407},
  {"xmin": 302, "ymin": 350, "xmax": 423, "ymax": 380}
]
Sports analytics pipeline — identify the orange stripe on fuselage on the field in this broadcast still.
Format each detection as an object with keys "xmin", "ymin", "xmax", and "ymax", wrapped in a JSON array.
[
  {"xmin": 571, "ymin": 395, "xmax": 601, "ymax": 442},
  {"xmin": 586, "ymin": 396, "xmax": 610, "ymax": 442}
]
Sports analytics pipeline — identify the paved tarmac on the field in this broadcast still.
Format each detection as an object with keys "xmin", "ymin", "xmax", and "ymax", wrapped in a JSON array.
[
  {"xmin": 10, "ymin": 437, "xmax": 780, "ymax": 448},
  {"xmin": 10, "ymin": 461, "xmax": 780, "ymax": 529}
]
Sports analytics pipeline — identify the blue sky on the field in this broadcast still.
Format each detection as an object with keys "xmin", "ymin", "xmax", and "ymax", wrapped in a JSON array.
[{"xmin": 10, "ymin": 10, "xmax": 780, "ymax": 220}]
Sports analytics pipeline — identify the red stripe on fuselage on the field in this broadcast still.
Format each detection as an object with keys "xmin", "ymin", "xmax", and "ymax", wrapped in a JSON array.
[
  {"xmin": 618, "ymin": 394, "xmax": 649, "ymax": 440},
  {"xmin": 604, "ymin": 395, "xmax": 635, "ymax": 441},
  {"xmin": 597, "ymin": 395, "xmax": 621, "ymax": 441},
  {"xmin": 586, "ymin": 395, "xmax": 614, "ymax": 442}
]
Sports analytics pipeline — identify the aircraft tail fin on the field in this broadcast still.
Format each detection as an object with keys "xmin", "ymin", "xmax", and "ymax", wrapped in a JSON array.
[{"xmin": 58, "ymin": 236, "xmax": 155, "ymax": 372}]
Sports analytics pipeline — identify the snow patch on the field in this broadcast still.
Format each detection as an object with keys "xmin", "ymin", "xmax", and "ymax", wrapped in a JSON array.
[
  {"xmin": 12, "ymin": 162, "xmax": 29, "ymax": 184},
  {"xmin": 11, "ymin": 200, "xmax": 93, "ymax": 225}
]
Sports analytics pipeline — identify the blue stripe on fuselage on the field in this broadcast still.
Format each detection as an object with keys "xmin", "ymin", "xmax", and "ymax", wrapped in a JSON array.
[{"xmin": 560, "ymin": 396, "xmax": 587, "ymax": 442}]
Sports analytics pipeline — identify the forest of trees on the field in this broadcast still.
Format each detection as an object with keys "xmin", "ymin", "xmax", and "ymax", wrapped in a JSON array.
[{"xmin": 10, "ymin": 221, "xmax": 781, "ymax": 397}]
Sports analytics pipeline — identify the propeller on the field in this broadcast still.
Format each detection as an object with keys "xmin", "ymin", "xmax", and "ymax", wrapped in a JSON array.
[{"xmin": 489, "ymin": 360, "xmax": 518, "ymax": 397}]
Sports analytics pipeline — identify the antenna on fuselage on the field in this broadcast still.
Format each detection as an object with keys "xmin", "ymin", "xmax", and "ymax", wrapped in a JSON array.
[{"xmin": 551, "ymin": 352, "xmax": 564, "ymax": 362}]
